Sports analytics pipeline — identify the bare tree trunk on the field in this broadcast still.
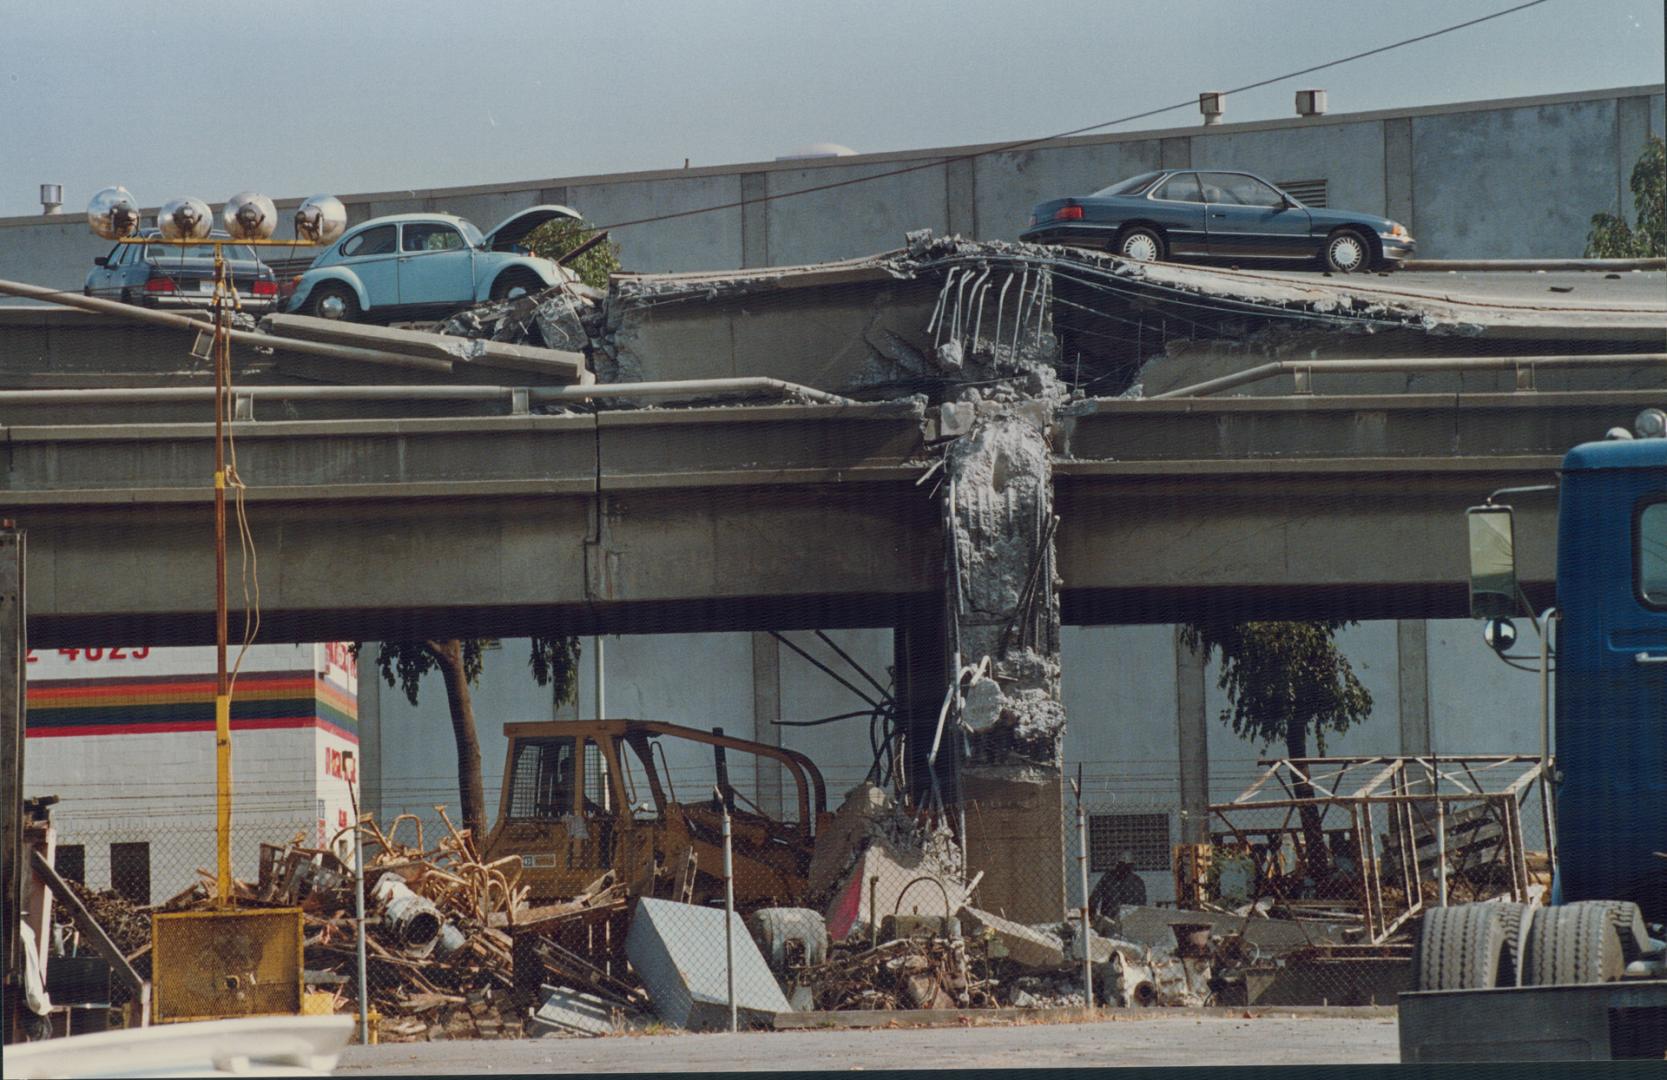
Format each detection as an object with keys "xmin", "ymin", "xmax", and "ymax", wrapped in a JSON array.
[
  {"xmin": 428, "ymin": 639, "xmax": 487, "ymax": 838},
  {"xmin": 1285, "ymin": 718, "xmax": 1331, "ymax": 877}
]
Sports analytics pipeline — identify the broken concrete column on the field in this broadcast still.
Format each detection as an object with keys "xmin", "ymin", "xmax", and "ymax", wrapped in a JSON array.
[{"xmin": 942, "ymin": 393, "xmax": 1067, "ymax": 922}]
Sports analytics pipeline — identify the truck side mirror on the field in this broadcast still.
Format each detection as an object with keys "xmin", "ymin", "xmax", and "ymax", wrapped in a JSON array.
[{"xmin": 1467, "ymin": 504, "xmax": 1519, "ymax": 619}]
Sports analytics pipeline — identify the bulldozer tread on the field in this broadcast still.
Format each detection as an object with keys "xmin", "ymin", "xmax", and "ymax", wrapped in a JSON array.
[
  {"xmin": 1523, "ymin": 903, "xmax": 1624, "ymax": 986},
  {"xmin": 1414, "ymin": 903, "xmax": 1509, "ymax": 991}
]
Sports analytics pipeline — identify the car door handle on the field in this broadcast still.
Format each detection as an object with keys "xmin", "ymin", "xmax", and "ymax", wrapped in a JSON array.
[
  {"xmin": 1210, "ymin": 212, "xmax": 1226, "ymax": 218},
  {"xmin": 1637, "ymin": 652, "xmax": 1667, "ymax": 664}
]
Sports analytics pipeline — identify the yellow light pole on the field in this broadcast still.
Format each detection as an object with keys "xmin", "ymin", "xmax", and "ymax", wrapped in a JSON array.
[{"xmin": 91, "ymin": 188, "xmax": 345, "ymax": 907}]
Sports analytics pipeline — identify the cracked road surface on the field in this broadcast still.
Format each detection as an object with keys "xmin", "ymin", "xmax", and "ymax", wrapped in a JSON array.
[{"xmin": 336, "ymin": 1012, "xmax": 1400, "ymax": 1072}]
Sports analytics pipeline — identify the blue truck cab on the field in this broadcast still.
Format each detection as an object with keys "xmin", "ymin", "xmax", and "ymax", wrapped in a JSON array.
[{"xmin": 1554, "ymin": 437, "xmax": 1667, "ymax": 921}]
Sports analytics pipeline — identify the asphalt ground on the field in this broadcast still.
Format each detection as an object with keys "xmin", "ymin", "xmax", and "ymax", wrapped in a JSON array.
[{"xmin": 334, "ymin": 1009, "xmax": 1400, "ymax": 1073}]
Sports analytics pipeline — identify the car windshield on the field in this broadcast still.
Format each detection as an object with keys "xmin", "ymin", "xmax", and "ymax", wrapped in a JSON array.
[
  {"xmin": 1091, "ymin": 172, "xmax": 1163, "ymax": 197},
  {"xmin": 145, "ymin": 242, "xmax": 259, "ymax": 263}
]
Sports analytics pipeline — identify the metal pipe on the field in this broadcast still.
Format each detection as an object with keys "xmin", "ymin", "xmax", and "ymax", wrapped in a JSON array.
[
  {"xmin": 0, "ymin": 377, "xmax": 855, "ymax": 408},
  {"xmin": 1539, "ymin": 608, "xmax": 1559, "ymax": 872},
  {"xmin": 1434, "ymin": 763, "xmax": 1449, "ymax": 907},
  {"xmin": 1152, "ymin": 354, "xmax": 1667, "ymax": 399},
  {"xmin": 0, "ymin": 277, "xmax": 454, "ymax": 373},
  {"xmin": 212, "ymin": 258, "xmax": 231, "ymax": 905}
]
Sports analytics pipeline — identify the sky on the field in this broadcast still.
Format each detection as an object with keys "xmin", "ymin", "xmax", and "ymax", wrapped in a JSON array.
[{"xmin": 0, "ymin": 0, "xmax": 1661, "ymax": 219}]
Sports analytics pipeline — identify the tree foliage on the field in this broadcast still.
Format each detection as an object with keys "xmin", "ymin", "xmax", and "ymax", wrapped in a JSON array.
[
  {"xmin": 349, "ymin": 635, "xmax": 583, "ymax": 836},
  {"xmin": 1179, "ymin": 620, "xmax": 1372, "ymax": 755},
  {"xmin": 521, "ymin": 217, "xmax": 623, "ymax": 290},
  {"xmin": 1585, "ymin": 136, "xmax": 1665, "ymax": 258}
]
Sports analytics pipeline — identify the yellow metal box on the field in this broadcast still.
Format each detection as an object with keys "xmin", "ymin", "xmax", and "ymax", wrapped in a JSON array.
[{"xmin": 151, "ymin": 907, "xmax": 304, "ymax": 1023}]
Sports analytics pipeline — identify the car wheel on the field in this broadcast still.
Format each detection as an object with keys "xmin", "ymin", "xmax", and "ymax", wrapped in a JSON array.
[
  {"xmin": 491, "ymin": 269, "xmax": 545, "ymax": 302},
  {"xmin": 1323, "ymin": 229, "xmax": 1373, "ymax": 273},
  {"xmin": 308, "ymin": 283, "xmax": 359, "ymax": 322},
  {"xmin": 1116, "ymin": 227, "xmax": 1165, "ymax": 263}
]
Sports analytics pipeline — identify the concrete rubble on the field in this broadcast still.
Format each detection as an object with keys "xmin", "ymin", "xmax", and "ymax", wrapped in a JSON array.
[{"xmin": 624, "ymin": 898, "xmax": 790, "ymax": 1031}]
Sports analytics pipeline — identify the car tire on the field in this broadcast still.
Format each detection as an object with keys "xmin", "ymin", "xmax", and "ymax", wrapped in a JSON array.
[
  {"xmin": 1115, "ymin": 226, "xmax": 1165, "ymax": 263},
  {"xmin": 307, "ymin": 283, "xmax": 359, "ymax": 322},
  {"xmin": 1522, "ymin": 902, "xmax": 1625, "ymax": 987},
  {"xmin": 1413, "ymin": 903, "xmax": 1509, "ymax": 991},
  {"xmin": 491, "ymin": 269, "xmax": 545, "ymax": 302},
  {"xmin": 1323, "ymin": 229, "xmax": 1373, "ymax": 273}
]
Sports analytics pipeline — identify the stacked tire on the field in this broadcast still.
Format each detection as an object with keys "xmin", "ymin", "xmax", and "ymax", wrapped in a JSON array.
[{"xmin": 1414, "ymin": 900, "xmax": 1643, "ymax": 991}]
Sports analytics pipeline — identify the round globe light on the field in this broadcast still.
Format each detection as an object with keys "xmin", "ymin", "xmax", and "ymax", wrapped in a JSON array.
[
  {"xmin": 294, "ymin": 195, "xmax": 347, "ymax": 244},
  {"xmin": 224, "ymin": 191, "xmax": 277, "ymax": 240},
  {"xmin": 87, "ymin": 186, "xmax": 141, "ymax": 240},
  {"xmin": 158, "ymin": 197, "xmax": 213, "ymax": 241}
]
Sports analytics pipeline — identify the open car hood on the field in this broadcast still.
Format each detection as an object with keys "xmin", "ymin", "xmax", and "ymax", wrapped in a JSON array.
[{"xmin": 482, "ymin": 204, "xmax": 584, "ymax": 251}]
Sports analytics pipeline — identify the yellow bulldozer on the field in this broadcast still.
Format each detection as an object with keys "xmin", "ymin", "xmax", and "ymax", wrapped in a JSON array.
[{"xmin": 481, "ymin": 719, "xmax": 831, "ymax": 909}]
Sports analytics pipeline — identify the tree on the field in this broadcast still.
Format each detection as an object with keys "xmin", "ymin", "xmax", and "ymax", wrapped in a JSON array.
[
  {"xmin": 353, "ymin": 635, "xmax": 581, "ymax": 837},
  {"xmin": 1179, "ymin": 620, "xmax": 1373, "ymax": 876},
  {"xmin": 1585, "ymin": 136, "xmax": 1665, "ymax": 258},
  {"xmin": 521, "ymin": 216, "xmax": 622, "ymax": 290}
]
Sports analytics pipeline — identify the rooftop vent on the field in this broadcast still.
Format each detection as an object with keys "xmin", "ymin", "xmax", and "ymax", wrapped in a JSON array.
[
  {"xmin": 1296, "ymin": 89, "xmax": 1327, "ymax": 117},
  {"xmin": 1199, "ymin": 92, "xmax": 1225, "ymax": 126}
]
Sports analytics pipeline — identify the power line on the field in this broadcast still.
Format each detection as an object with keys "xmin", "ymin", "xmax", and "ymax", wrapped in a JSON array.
[{"xmin": 590, "ymin": 0, "xmax": 1553, "ymax": 234}]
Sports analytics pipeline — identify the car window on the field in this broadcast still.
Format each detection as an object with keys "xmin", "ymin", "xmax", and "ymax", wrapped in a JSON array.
[
  {"xmin": 1092, "ymin": 171, "xmax": 1162, "ymax": 197},
  {"xmin": 341, "ymin": 225, "xmax": 397, "ymax": 259},
  {"xmin": 401, "ymin": 223, "xmax": 465, "ymax": 253},
  {"xmin": 144, "ymin": 243, "xmax": 252, "ymax": 262},
  {"xmin": 1201, "ymin": 173, "xmax": 1284, "ymax": 208},
  {"xmin": 1156, "ymin": 173, "xmax": 1204, "ymax": 203},
  {"xmin": 1641, "ymin": 501, "xmax": 1667, "ymax": 607}
]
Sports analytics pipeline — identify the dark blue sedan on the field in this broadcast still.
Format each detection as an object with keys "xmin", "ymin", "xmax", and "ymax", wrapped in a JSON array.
[{"xmin": 1020, "ymin": 169, "xmax": 1415, "ymax": 273}]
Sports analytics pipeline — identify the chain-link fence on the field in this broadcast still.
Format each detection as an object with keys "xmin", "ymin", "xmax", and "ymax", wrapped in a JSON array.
[{"xmin": 34, "ymin": 760, "xmax": 1501, "ymax": 1042}]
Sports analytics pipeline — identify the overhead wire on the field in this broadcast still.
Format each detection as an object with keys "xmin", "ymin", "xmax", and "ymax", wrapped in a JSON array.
[{"xmin": 588, "ymin": 0, "xmax": 1554, "ymax": 235}]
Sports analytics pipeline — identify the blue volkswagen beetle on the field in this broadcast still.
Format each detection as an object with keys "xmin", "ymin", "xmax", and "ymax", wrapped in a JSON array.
[
  {"xmin": 284, "ymin": 205, "xmax": 584, "ymax": 321},
  {"xmin": 1020, "ymin": 170, "xmax": 1414, "ymax": 273}
]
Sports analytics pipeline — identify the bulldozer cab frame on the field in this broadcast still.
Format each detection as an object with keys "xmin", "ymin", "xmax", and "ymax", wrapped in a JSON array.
[{"xmin": 483, "ymin": 719, "xmax": 829, "ymax": 907}]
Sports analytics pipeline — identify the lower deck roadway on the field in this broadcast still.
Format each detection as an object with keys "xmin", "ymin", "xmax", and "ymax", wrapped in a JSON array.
[
  {"xmin": 9, "ymin": 390, "xmax": 1657, "ymax": 644},
  {"xmin": 332, "ymin": 1009, "xmax": 1400, "ymax": 1072}
]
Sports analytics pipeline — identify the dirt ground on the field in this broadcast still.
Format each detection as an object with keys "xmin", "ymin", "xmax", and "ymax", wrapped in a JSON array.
[{"xmin": 335, "ymin": 1009, "xmax": 1401, "ymax": 1073}]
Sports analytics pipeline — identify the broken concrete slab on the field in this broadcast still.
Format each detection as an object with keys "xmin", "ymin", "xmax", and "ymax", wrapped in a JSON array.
[
  {"xmin": 1108, "ymin": 905, "xmax": 1350, "ymax": 954},
  {"xmin": 824, "ymin": 839, "xmax": 969, "ymax": 945},
  {"xmin": 259, "ymin": 313, "xmax": 588, "ymax": 384},
  {"xmin": 960, "ymin": 906, "xmax": 1065, "ymax": 971},
  {"xmin": 624, "ymin": 898, "xmax": 788, "ymax": 1030}
]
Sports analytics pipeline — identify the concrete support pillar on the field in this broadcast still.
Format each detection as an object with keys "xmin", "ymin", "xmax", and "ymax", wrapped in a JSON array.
[
  {"xmin": 740, "ymin": 173, "xmax": 768, "ymax": 269},
  {"xmin": 1384, "ymin": 118, "xmax": 1414, "ymax": 236},
  {"xmin": 945, "ymin": 158, "xmax": 977, "ymax": 240},
  {"xmin": 356, "ymin": 641, "xmax": 382, "ymax": 824},
  {"xmin": 1175, "ymin": 629, "xmax": 1210, "ymax": 844},
  {"xmin": 751, "ymin": 631, "xmax": 783, "ymax": 818},
  {"xmin": 1397, "ymin": 619, "xmax": 1432, "ymax": 758}
]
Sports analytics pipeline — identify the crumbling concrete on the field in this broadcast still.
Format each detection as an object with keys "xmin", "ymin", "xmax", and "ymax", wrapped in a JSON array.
[{"xmin": 960, "ymin": 906, "xmax": 1066, "ymax": 971}]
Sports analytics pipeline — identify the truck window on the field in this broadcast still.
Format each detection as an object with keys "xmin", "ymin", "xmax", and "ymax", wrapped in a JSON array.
[
  {"xmin": 1641, "ymin": 501, "xmax": 1667, "ymax": 607},
  {"xmin": 582, "ymin": 739, "xmax": 610, "ymax": 814},
  {"xmin": 507, "ymin": 737, "xmax": 575, "ymax": 820}
]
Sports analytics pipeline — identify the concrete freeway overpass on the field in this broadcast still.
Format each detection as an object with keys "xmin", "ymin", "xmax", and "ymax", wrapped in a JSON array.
[{"xmin": 6, "ymin": 389, "xmax": 1654, "ymax": 647}]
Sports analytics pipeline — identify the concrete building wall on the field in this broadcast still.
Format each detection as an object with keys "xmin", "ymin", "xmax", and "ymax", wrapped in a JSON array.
[{"xmin": 4, "ymin": 85, "xmax": 1659, "ymax": 301}]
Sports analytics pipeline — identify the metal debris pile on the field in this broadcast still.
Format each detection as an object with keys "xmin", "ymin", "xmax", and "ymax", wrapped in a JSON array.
[{"xmin": 440, "ymin": 278, "xmax": 605, "ymax": 353}]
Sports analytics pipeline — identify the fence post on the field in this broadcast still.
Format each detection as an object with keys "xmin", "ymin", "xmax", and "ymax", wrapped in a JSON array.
[
  {"xmin": 345, "ymin": 751, "xmax": 369, "ymax": 1045},
  {"xmin": 1072, "ymin": 764, "xmax": 1094, "ymax": 1012},
  {"xmin": 720, "ymin": 788, "xmax": 737, "ymax": 1033}
]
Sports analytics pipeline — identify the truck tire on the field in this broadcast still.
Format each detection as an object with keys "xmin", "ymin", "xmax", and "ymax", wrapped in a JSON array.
[
  {"xmin": 1413, "ymin": 903, "xmax": 1510, "ymax": 991},
  {"xmin": 1567, "ymin": 900, "xmax": 1651, "ymax": 960},
  {"xmin": 1496, "ymin": 902, "xmax": 1535, "ymax": 987},
  {"xmin": 1522, "ymin": 903, "xmax": 1625, "ymax": 986}
]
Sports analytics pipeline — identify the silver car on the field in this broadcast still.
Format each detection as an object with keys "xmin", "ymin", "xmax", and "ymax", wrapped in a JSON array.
[{"xmin": 84, "ymin": 230, "xmax": 280, "ymax": 312}]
